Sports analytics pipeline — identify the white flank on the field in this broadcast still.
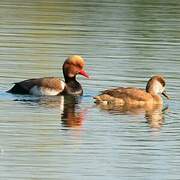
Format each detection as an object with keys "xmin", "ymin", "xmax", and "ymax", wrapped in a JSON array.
[
  {"xmin": 61, "ymin": 81, "xmax": 66, "ymax": 91},
  {"xmin": 30, "ymin": 86, "xmax": 60, "ymax": 96}
]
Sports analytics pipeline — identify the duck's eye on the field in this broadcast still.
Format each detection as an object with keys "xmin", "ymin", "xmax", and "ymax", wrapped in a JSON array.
[
  {"xmin": 158, "ymin": 78, "xmax": 165, "ymax": 87},
  {"xmin": 75, "ymin": 64, "xmax": 82, "ymax": 69}
]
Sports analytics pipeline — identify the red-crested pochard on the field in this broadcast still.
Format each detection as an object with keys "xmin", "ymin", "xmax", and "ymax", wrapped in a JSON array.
[
  {"xmin": 94, "ymin": 75, "xmax": 170, "ymax": 106},
  {"xmin": 7, "ymin": 55, "xmax": 89, "ymax": 96}
]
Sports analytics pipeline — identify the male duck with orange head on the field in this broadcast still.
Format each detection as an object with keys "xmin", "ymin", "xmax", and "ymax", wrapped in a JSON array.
[{"xmin": 7, "ymin": 55, "xmax": 89, "ymax": 96}]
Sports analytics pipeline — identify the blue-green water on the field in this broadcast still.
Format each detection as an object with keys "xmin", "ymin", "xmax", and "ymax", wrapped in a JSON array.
[{"xmin": 0, "ymin": 0, "xmax": 180, "ymax": 179}]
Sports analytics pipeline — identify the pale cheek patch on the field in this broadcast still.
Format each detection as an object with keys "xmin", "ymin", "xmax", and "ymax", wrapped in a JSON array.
[
  {"xmin": 30, "ymin": 86, "xmax": 60, "ymax": 96},
  {"xmin": 152, "ymin": 81, "xmax": 164, "ymax": 94}
]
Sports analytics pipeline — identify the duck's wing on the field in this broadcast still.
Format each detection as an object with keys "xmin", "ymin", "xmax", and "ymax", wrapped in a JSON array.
[
  {"xmin": 7, "ymin": 77, "xmax": 65, "ymax": 95},
  {"xmin": 99, "ymin": 87, "xmax": 151, "ymax": 101}
]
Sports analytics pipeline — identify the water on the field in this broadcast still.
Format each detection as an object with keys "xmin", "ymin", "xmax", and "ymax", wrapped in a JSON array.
[{"xmin": 0, "ymin": 0, "xmax": 180, "ymax": 179}]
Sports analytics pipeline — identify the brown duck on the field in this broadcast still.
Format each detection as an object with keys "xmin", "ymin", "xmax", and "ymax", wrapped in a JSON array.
[
  {"xmin": 94, "ymin": 75, "xmax": 170, "ymax": 106},
  {"xmin": 7, "ymin": 55, "xmax": 89, "ymax": 96}
]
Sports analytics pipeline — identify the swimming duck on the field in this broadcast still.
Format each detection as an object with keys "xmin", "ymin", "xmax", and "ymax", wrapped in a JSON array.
[
  {"xmin": 7, "ymin": 55, "xmax": 89, "ymax": 96},
  {"xmin": 94, "ymin": 75, "xmax": 170, "ymax": 106}
]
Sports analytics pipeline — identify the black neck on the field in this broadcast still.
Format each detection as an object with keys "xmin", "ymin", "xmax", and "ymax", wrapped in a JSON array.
[
  {"xmin": 64, "ymin": 76, "xmax": 76, "ymax": 83},
  {"xmin": 63, "ymin": 76, "xmax": 83, "ymax": 96}
]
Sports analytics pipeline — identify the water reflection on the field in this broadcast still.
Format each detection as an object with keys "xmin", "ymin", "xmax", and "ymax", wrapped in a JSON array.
[
  {"xmin": 15, "ymin": 95, "xmax": 84, "ymax": 128},
  {"xmin": 145, "ymin": 105, "xmax": 168, "ymax": 129},
  {"xmin": 61, "ymin": 96, "xmax": 84, "ymax": 128},
  {"xmin": 96, "ymin": 103, "xmax": 168, "ymax": 128}
]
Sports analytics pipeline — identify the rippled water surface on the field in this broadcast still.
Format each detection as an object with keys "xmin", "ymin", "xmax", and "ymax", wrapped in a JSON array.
[{"xmin": 0, "ymin": 0, "xmax": 180, "ymax": 179}]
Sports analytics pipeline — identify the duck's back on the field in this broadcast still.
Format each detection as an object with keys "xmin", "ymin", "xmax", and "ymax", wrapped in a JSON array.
[
  {"xmin": 95, "ymin": 87, "xmax": 153, "ymax": 105},
  {"xmin": 7, "ymin": 77, "xmax": 65, "ymax": 96}
]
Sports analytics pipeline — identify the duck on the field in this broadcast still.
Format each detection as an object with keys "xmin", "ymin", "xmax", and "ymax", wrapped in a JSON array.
[
  {"xmin": 94, "ymin": 75, "xmax": 170, "ymax": 106},
  {"xmin": 7, "ymin": 55, "xmax": 89, "ymax": 96}
]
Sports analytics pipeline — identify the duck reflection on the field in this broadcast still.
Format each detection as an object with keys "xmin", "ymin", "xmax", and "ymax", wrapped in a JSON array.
[
  {"xmin": 96, "ymin": 103, "xmax": 168, "ymax": 128},
  {"xmin": 61, "ymin": 96, "xmax": 84, "ymax": 128},
  {"xmin": 39, "ymin": 95, "xmax": 84, "ymax": 128},
  {"xmin": 16, "ymin": 95, "xmax": 84, "ymax": 128},
  {"xmin": 145, "ymin": 105, "xmax": 168, "ymax": 129}
]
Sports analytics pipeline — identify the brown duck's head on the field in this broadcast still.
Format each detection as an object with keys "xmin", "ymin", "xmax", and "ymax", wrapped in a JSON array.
[
  {"xmin": 146, "ymin": 75, "xmax": 170, "ymax": 99},
  {"xmin": 63, "ymin": 55, "xmax": 89, "ymax": 80}
]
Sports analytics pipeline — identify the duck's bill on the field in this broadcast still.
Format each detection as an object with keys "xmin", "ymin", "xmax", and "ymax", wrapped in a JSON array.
[
  {"xmin": 162, "ymin": 91, "xmax": 170, "ymax": 100},
  {"xmin": 79, "ymin": 69, "xmax": 89, "ymax": 78}
]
